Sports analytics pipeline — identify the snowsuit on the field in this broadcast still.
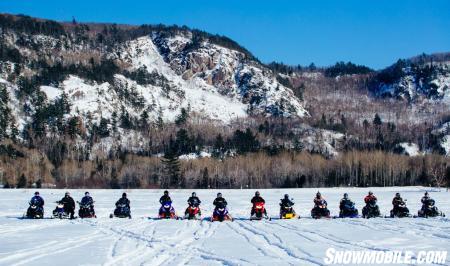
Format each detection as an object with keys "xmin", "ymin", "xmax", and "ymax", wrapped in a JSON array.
[
  {"xmin": 280, "ymin": 198, "xmax": 294, "ymax": 207},
  {"xmin": 339, "ymin": 198, "xmax": 354, "ymax": 211},
  {"xmin": 81, "ymin": 196, "xmax": 95, "ymax": 213},
  {"xmin": 251, "ymin": 196, "xmax": 267, "ymax": 216},
  {"xmin": 159, "ymin": 195, "xmax": 172, "ymax": 205},
  {"xmin": 116, "ymin": 197, "xmax": 130, "ymax": 208},
  {"xmin": 30, "ymin": 195, "xmax": 44, "ymax": 208},
  {"xmin": 314, "ymin": 197, "xmax": 327, "ymax": 207},
  {"xmin": 364, "ymin": 195, "xmax": 377, "ymax": 204},
  {"xmin": 185, "ymin": 196, "xmax": 201, "ymax": 215},
  {"xmin": 114, "ymin": 197, "xmax": 131, "ymax": 217},
  {"xmin": 187, "ymin": 196, "xmax": 201, "ymax": 206},
  {"xmin": 60, "ymin": 195, "xmax": 75, "ymax": 219},
  {"xmin": 213, "ymin": 197, "xmax": 227, "ymax": 209},
  {"xmin": 392, "ymin": 196, "xmax": 405, "ymax": 212},
  {"xmin": 421, "ymin": 197, "xmax": 435, "ymax": 207}
]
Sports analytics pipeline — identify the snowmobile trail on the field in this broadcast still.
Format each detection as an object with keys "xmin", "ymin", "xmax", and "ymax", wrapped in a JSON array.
[{"xmin": 1, "ymin": 187, "xmax": 449, "ymax": 265}]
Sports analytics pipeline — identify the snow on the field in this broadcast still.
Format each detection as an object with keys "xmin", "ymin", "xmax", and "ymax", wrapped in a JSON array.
[
  {"xmin": 179, "ymin": 151, "xmax": 212, "ymax": 160},
  {"xmin": 40, "ymin": 85, "xmax": 62, "ymax": 101},
  {"xmin": 1, "ymin": 187, "xmax": 449, "ymax": 265},
  {"xmin": 399, "ymin": 142, "xmax": 420, "ymax": 156}
]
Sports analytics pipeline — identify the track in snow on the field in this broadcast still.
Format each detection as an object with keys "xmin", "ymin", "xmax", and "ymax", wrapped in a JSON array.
[{"xmin": 0, "ymin": 187, "xmax": 449, "ymax": 265}]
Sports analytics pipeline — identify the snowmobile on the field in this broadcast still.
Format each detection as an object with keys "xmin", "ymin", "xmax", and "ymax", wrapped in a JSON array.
[
  {"xmin": 250, "ymin": 202, "xmax": 270, "ymax": 220},
  {"xmin": 339, "ymin": 202, "xmax": 359, "ymax": 218},
  {"xmin": 418, "ymin": 201, "xmax": 445, "ymax": 218},
  {"xmin": 159, "ymin": 201, "xmax": 178, "ymax": 219},
  {"xmin": 184, "ymin": 203, "xmax": 201, "ymax": 220},
  {"xmin": 211, "ymin": 203, "xmax": 233, "ymax": 222},
  {"xmin": 52, "ymin": 201, "xmax": 70, "ymax": 219},
  {"xmin": 362, "ymin": 200, "xmax": 381, "ymax": 218},
  {"xmin": 78, "ymin": 201, "xmax": 96, "ymax": 218},
  {"xmin": 390, "ymin": 201, "xmax": 411, "ymax": 218},
  {"xmin": 110, "ymin": 203, "xmax": 131, "ymax": 218},
  {"xmin": 25, "ymin": 201, "xmax": 44, "ymax": 219},
  {"xmin": 311, "ymin": 200, "xmax": 331, "ymax": 219},
  {"xmin": 280, "ymin": 202, "xmax": 296, "ymax": 219}
]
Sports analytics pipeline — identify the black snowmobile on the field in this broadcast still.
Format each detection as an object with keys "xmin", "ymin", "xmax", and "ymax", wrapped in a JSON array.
[
  {"xmin": 362, "ymin": 200, "xmax": 381, "ymax": 218},
  {"xmin": 78, "ymin": 201, "xmax": 96, "ymax": 218},
  {"xmin": 418, "ymin": 200, "xmax": 445, "ymax": 218},
  {"xmin": 26, "ymin": 201, "xmax": 44, "ymax": 219},
  {"xmin": 311, "ymin": 200, "xmax": 331, "ymax": 219},
  {"xmin": 111, "ymin": 203, "xmax": 131, "ymax": 219},
  {"xmin": 390, "ymin": 201, "xmax": 411, "ymax": 218}
]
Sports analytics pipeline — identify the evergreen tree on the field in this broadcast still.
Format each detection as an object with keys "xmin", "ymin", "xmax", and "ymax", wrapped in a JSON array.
[
  {"xmin": 175, "ymin": 128, "xmax": 193, "ymax": 155},
  {"xmin": 373, "ymin": 113, "xmax": 382, "ymax": 126},
  {"xmin": 98, "ymin": 117, "xmax": 110, "ymax": 137},
  {"xmin": 17, "ymin": 174, "xmax": 27, "ymax": 188},
  {"xmin": 140, "ymin": 109, "xmax": 149, "ymax": 129},
  {"xmin": 201, "ymin": 167, "xmax": 209, "ymax": 188},
  {"xmin": 212, "ymin": 134, "xmax": 225, "ymax": 158},
  {"xmin": 161, "ymin": 147, "xmax": 181, "ymax": 188},
  {"xmin": 175, "ymin": 107, "xmax": 188, "ymax": 126}
]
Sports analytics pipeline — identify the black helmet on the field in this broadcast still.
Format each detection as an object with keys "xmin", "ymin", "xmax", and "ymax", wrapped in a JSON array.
[
  {"xmin": 284, "ymin": 194, "xmax": 289, "ymax": 199},
  {"xmin": 122, "ymin": 192, "xmax": 127, "ymax": 198},
  {"xmin": 343, "ymin": 193, "xmax": 348, "ymax": 199},
  {"xmin": 424, "ymin": 192, "xmax": 429, "ymax": 196},
  {"xmin": 192, "ymin": 192, "xmax": 196, "ymax": 197},
  {"xmin": 217, "ymin": 192, "xmax": 222, "ymax": 198},
  {"xmin": 85, "ymin": 192, "xmax": 90, "ymax": 196},
  {"xmin": 395, "ymin": 192, "xmax": 400, "ymax": 197},
  {"xmin": 255, "ymin": 191, "xmax": 260, "ymax": 197},
  {"xmin": 34, "ymin": 191, "xmax": 39, "ymax": 196},
  {"xmin": 164, "ymin": 190, "xmax": 169, "ymax": 195},
  {"xmin": 65, "ymin": 191, "xmax": 70, "ymax": 196},
  {"xmin": 316, "ymin": 192, "xmax": 321, "ymax": 198},
  {"xmin": 368, "ymin": 191, "xmax": 373, "ymax": 195}
]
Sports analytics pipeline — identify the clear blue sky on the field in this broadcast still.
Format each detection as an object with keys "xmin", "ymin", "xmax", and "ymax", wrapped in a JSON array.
[{"xmin": 1, "ymin": 0, "xmax": 449, "ymax": 69}]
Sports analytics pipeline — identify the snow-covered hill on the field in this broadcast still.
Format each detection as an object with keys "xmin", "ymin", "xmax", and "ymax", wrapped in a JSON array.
[
  {"xmin": 0, "ymin": 15, "xmax": 307, "ymax": 133},
  {"xmin": 1, "ymin": 187, "xmax": 449, "ymax": 265}
]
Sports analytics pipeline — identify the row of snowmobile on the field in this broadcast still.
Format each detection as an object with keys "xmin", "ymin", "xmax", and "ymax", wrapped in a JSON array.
[
  {"xmin": 23, "ymin": 191, "xmax": 445, "ymax": 221},
  {"xmin": 310, "ymin": 191, "xmax": 446, "ymax": 219}
]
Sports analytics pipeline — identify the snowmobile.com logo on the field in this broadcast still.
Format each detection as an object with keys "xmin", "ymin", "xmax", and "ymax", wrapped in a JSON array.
[{"xmin": 324, "ymin": 248, "xmax": 447, "ymax": 265}]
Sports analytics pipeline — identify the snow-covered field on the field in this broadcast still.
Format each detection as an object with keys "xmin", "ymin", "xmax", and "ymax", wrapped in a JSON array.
[{"xmin": 0, "ymin": 187, "xmax": 449, "ymax": 266}]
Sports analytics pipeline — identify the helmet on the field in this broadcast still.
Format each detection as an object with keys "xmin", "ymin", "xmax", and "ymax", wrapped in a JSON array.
[
  {"xmin": 122, "ymin": 193, "xmax": 127, "ymax": 198},
  {"xmin": 343, "ymin": 193, "xmax": 348, "ymax": 199},
  {"xmin": 192, "ymin": 192, "xmax": 196, "ymax": 197},
  {"xmin": 65, "ymin": 192, "xmax": 70, "ymax": 196},
  {"xmin": 85, "ymin": 192, "xmax": 90, "ymax": 196},
  {"xmin": 424, "ymin": 192, "xmax": 429, "ymax": 196},
  {"xmin": 395, "ymin": 192, "xmax": 400, "ymax": 197},
  {"xmin": 164, "ymin": 190, "xmax": 169, "ymax": 195},
  {"xmin": 217, "ymin": 192, "xmax": 222, "ymax": 198},
  {"xmin": 34, "ymin": 191, "xmax": 39, "ymax": 196},
  {"xmin": 316, "ymin": 192, "xmax": 321, "ymax": 198},
  {"xmin": 368, "ymin": 191, "xmax": 373, "ymax": 195},
  {"xmin": 255, "ymin": 191, "xmax": 260, "ymax": 197},
  {"xmin": 284, "ymin": 194, "xmax": 289, "ymax": 199}
]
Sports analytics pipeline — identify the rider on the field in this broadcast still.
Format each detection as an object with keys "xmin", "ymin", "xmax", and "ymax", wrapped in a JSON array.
[
  {"xmin": 314, "ymin": 192, "xmax": 327, "ymax": 207},
  {"xmin": 159, "ymin": 190, "xmax": 172, "ymax": 205},
  {"xmin": 364, "ymin": 191, "xmax": 377, "ymax": 204},
  {"xmin": 392, "ymin": 192, "xmax": 407, "ymax": 214},
  {"xmin": 80, "ymin": 192, "xmax": 95, "ymax": 213},
  {"xmin": 213, "ymin": 192, "xmax": 227, "ymax": 209},
  {"xmin": 339, "ymin": 193, "xmax": 353, "ymax": 211},
  {"xmin": 30, "ymin": 191, "xmax": 45, "ymax": 208},
  {"xmin": 251, "ymin": 191, "xmax": 267, "ymax": 217},
  {"xmin": 59, "ymin": 192, "xmax": 76, "ymax": 219},
  {"xmin": 116, "ymin": 193, "xmax": 130, "ymax": 208},
  {"xmin": 421, "ymin": 192, "xmax": 435, "ymax": 207},
  {"xmin": 185, "ymin": 192, "xmax": 201, "ymax": 215},
  {"xmin": 280, "ymin": 194, "xmax": 294, "ymax": 208}
]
